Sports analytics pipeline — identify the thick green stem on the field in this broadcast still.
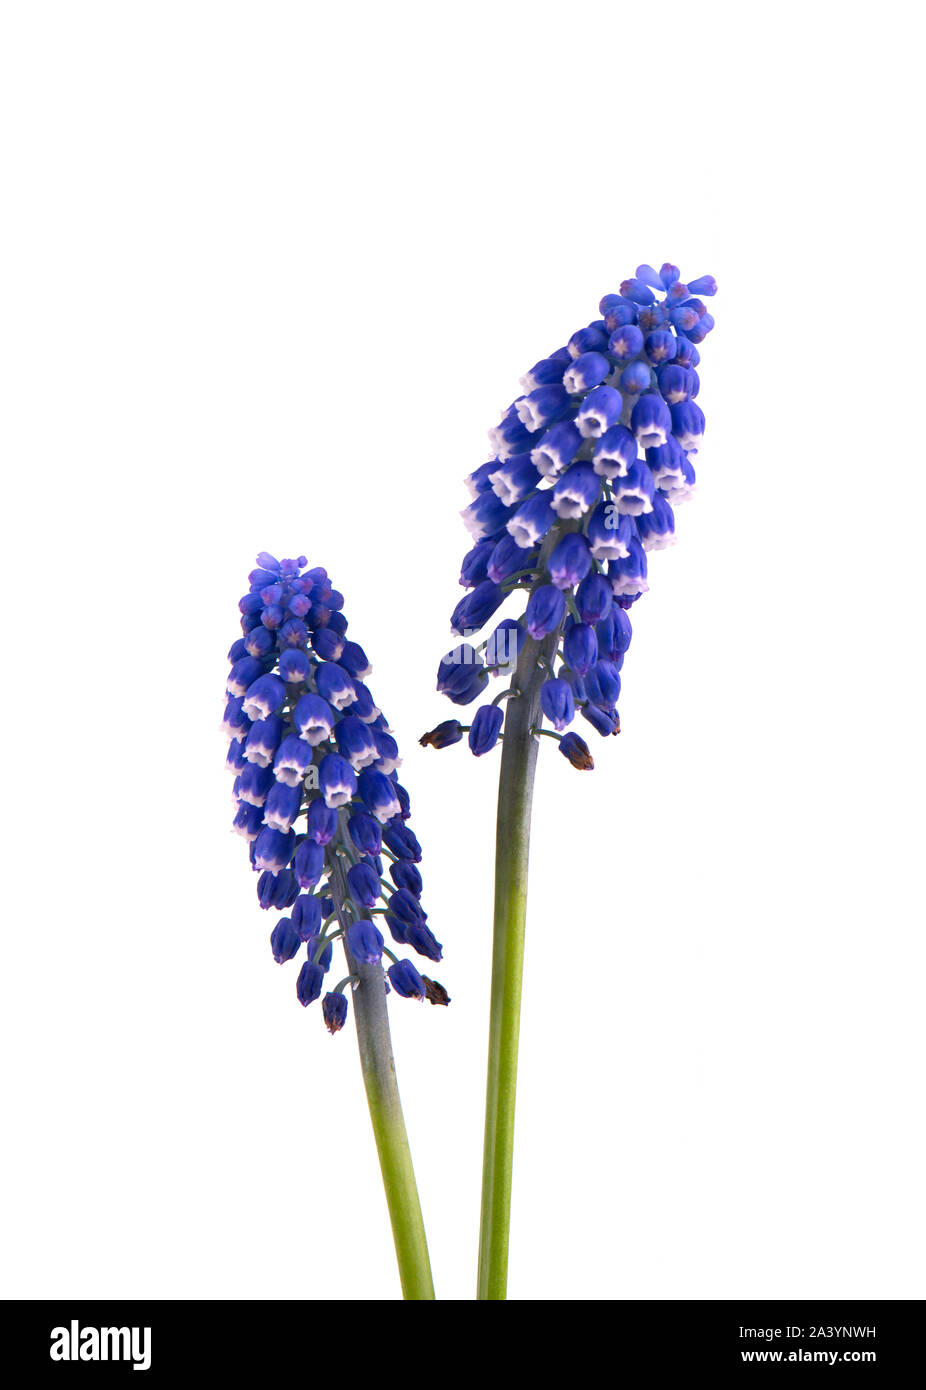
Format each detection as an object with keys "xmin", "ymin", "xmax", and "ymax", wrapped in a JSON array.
[
  {"xmin": 477, "ymin": 551, "xmax": 561, "ymax": 1300},
  {"xmin": 330, "ymin": 853, "xmax": 435, "ymax": 1300}
]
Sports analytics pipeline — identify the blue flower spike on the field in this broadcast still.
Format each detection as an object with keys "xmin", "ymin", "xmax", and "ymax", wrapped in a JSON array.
[
  {"xmin": 422, "ymin": 262, "xmax": 716, "ymax": 768},
  {"xmin": 222, "ymin": 554, "xmax": 450, "ymax": 1026}
]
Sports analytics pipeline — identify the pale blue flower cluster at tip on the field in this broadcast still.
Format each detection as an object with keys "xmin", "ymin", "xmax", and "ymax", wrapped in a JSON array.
[
  {"xmin": 223, "ymin": 553, "xmax": 449, "ymax": 1027},
  {"xmin": 424, "ymin": 264, "xmax": 717, "ymax": 771}
]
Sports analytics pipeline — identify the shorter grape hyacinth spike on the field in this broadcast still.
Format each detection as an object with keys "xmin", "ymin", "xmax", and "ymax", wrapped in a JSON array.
[
  {"xmin": 422, "ymin": 262, "xmax": 716, "ymax": 769},
  {"xmin": 224, "ymin": 553, "xmax": 449, "ymax": 1029}
]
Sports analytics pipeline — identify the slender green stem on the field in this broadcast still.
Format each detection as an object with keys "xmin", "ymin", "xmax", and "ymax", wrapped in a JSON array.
[
  {"xmin": 477, "ymin": 535, "xmax": 562, "ymax": 1300},
  {"xmin": 329, "ymin": 849, "xmax": 435, "ymax": 1300}
]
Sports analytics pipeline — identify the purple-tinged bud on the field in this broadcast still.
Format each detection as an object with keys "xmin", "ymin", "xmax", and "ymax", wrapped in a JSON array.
[
  {"xmin": 253, "ymin": 827, "xmax": 295, "ymax": 874},
  {"xmin": 468, "ymin": 704, "xmax": 504, "ymax": 756},
  {"xmin": 243, "ymin": 626, "xmax": 274, "ymax": 658},
  {"xmin": 293, "ymin": 692, "xmax": 335, "ymax": 745},
  {"xmin": 562, "ymin": 351, "xmax": 610, "ymax": 395},
  {"xmin": 635, "ymin": 264, "xmax": 665, "ymax": 290},
  {"xmin": 348, "ymin": 811, "xmax": 382, "ymax": 856},
  {"xmin": 644, "ymin": 330, "xmax": 677, "ymax": 364},
  {"xmin": 582, "ymin": 702, "xmax": 620, "ymax": 736},
  {"xmin": 264, "ymin": 780, "xmax": 303, "ymax": 833},
  {"xmin": 525, "ymin": 584, "xmax": 566, "ymax": 640},
  {"xmin": 608, "ymin": 323, "xmax": 644, "ymax": 360},
  {"xmin": 619, "ymin": 361, "xmax": 652, "ymax": 396},
  {"xmin": 597, "ymin": 605, "xmax": 632, "ymax": 658},
  {"xmin": 270, "ymin": 917, "xmax": 301, "ymax": 963},
  {"xmin": 487, "ymin": 534, "xmax": 533, "ymax": 585},
  {"xmin": 419, "ymin": 719, "xmax": 464, "ymax": 749},
  {"xmin": 636, "ymin": 493, "xmax": 676, "ymax": 551},
  {"xmin": 260, "ymin": 604, "xmax": 285, "ymax": 630},
  {"xmin": 563, "ymin": 620, "xmax": 598, "ymax": 676},
  {"xmin": 311, "ymin": 627, "xmax": 345, "ymax": 661},
  {"xmin": 305, "ymin": 798, "xmax": 338, "ymax": 845},
  {"xmin": 391, "ymin": 860, "xmax": 423, "ymax": 898},
  {"xmin": 602, "ymin": 300, "xmax": 637, "ymax": 331},
  {"xmin": 567, "ymin": 324, "xmax": 610, "ymax": 358},
  {"xmin": 670, "ymin": 400, "xmax": 705, "ymax": 451},
  {"xmin": 387, "ymin": 959, "xmax": 427, "ymax": 1001},
  {"xmin": 437, "ymin": 643, "xmax": 485, "ymax": 697},
  {"xmin": 549, "ymin": 532, "xmax": 592, "ymax": 590},
  {"xmin": 383, "ymin": 821, "xmax": 422, "ymax": 863},
  {"xmin": 687, "ymin": 275, "xmax": 717, "ymax": 296},
  {"xmin": 451, "ymin": 580, "xmax": 506, "ymax": 635},
  {"xmin": 656, "ymin": 364, "xmax": 697, "ymax": 403},
  {"xmin": 346, "ymin": 919, "xmax": 385, "ymax": 965},
  {"xmin": 588, "ymin": 502, "xmax": 633, "ymax": 559},
  {"xmin": 612, "ymin": 460, "xmax": 656, "ymax": 516},
  {"xmin": 293, "ymin": 838, "xmax": 325, "ymax": 889},
  {"xmin": 540, "ymin": 678, "xmax": 575, "ymax": 732},
  {"xmin": 507, "ymin": 492, "xmax": 556, "ymax": 549},
  {"xmin": 673, "ymin": 336, "xmax": 700, "ymax": 369},
  {"xmin": 515, "ymin": 384, "xmax": 569, "ymax": 433},
  {"xmin": 358, "ymin": 769, "xmax": 402, "ymax": 823},
  {"xmin": 459, "ymin": 539, "xmax": 495, "ymax": 588},
  {"xmin": 530, "ymin": 419, "xmax": 582, "ymax": 479},
  {"xmin": 292, "ymin": 894, "xmax": 323, "ymax": 941},
  {"xmin": 631, "ymin": 394, "xmax": 672, "ymax": 450},
  {"xmin": 619, "ymin": 278, "xmax": 655, "ymax": 306},
  {"xmin": 559, "ymin": 731, "xmax": 594, "ymax": 769},
  {"xmin": 388, "ymin": 888, "xmax": 427, "ymax": 928},
  {"xmin": 489, "ymin": 453, "xmax": 540, "ymax": 506},
  {"xmin": 575, "ymin": 572, "xmax": 612, "ymax": 625},
  {"xmin": 296, "ymin": 960, "xmax": 325, "ymax": 1007},
  {"xmin": 257, "ymin": 869, "xmax": 299, "ymax": 911},
  {"xmin": 552, "ymin": 462, "xmax": 600, "ymax": 518},
  {"xmin": 586, "ymin": 660, "xmax": 622, "ymax": 709},
  {"xmin": 669, "ymin": 304, "xmax": 700, "ymax": 332},
  {"xmin": 405, "ymin": 922, "xmax": 443, "ymax": 962},
  {"xmin": 322, "ymin": 991, "xmax": 349, "ymax": 1033},
  {"xmin": 576, "ymin": 385, "xmax": 623, "ymax": 439},
  {"xmin": 660, "ymin": 263, "xmax": 680, "ymax": 288},
  {"xmin": 318, "ymin": 753, "xmax": 357, "ymax": 808},
  {"xmin": 279, "ymin": 618, "xmax": 309, "ymax": 649}
]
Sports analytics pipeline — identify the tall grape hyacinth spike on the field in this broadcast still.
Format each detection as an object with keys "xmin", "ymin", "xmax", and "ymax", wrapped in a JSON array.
[
  {"xmin": 421, "ymin": 263, "xmax": 717, "ymax": 769},
  {"xmin": 223, "ymin": 552, "xmax": 445, "ymax": 1299},
  {"xmin": 419, "ymin": 265, "xmax": 717, "ymax": 1300}
]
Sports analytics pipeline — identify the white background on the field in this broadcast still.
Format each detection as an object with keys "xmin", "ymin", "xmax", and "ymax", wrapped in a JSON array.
[{"xmin": 1, "ymin": 1, "xmax": 923, "ymax": 1302}]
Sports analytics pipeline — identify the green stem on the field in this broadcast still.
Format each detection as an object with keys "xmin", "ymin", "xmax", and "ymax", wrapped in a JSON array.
[
  {"xmin": 477, "ymin": 537, "xmax": 561, "ymax": 1300},
  {"xmin": 330, "ymin": 850, "xmax": 435, "ymax": 1300}
]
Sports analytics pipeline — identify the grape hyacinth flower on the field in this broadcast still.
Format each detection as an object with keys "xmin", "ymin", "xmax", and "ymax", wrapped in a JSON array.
[
  {"xmin": 420, "ymin": 264, "xmax": 717, "ymax": 1300},
  {"xmin": 223, "ymin": 553, "xmax": 449, "ymax": 1300}
]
